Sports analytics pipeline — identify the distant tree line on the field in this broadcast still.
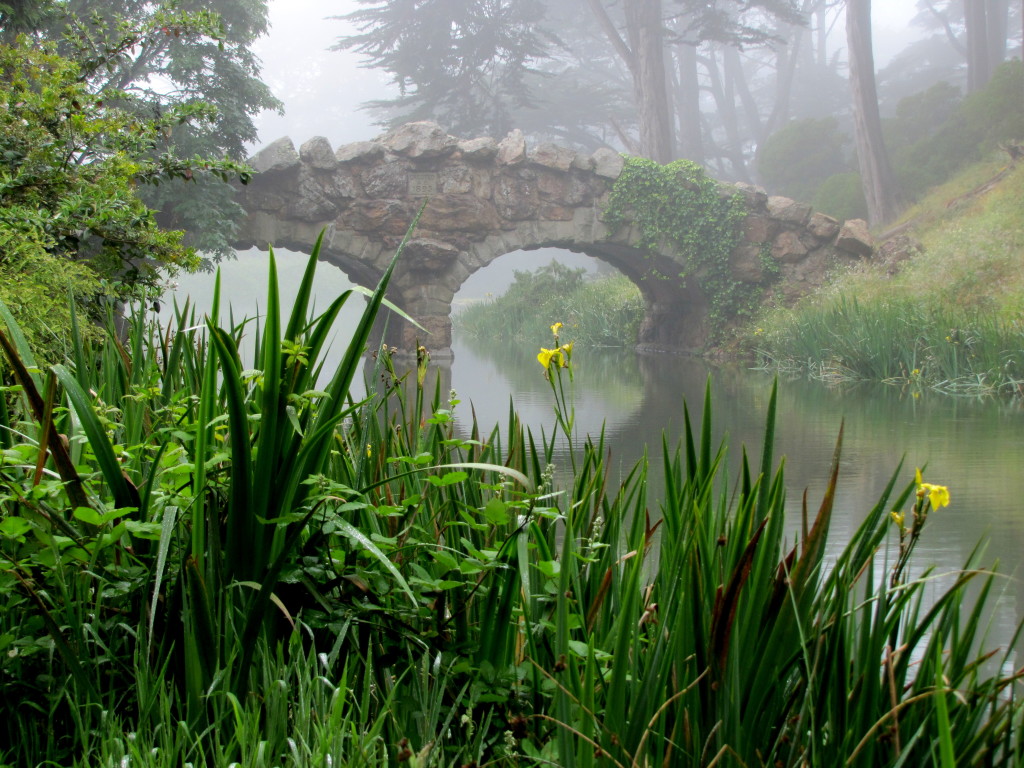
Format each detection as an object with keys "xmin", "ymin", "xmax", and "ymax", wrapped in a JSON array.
[{"xmin": 336, "ymin": 0, "xmax": 1024, "ymax": 226}]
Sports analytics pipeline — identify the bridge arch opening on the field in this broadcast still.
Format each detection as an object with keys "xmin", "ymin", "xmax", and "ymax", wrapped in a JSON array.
[{"xmin": 451, "ymin": 246, "xmax": 645, "ymax": 348}]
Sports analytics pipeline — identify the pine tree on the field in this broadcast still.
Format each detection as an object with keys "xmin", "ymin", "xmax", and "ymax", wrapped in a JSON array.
[{"xmin": 334, "ymin": 0, "xmax": 554, "ymax": 137}]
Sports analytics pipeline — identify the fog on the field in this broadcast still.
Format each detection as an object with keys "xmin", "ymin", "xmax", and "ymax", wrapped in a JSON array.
[
  {"xmin": 219, "ymin": 0, "xmax": 1020, "ymax": 300},
  {"xmin": 248, "ymin": 1, "xmax": 927, "ymax": 153}
]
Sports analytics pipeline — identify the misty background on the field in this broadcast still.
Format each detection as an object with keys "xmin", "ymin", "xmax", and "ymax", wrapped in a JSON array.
[{"xmin": 178, "ymin": 0, "xmax": 1021, "ymax": 306}]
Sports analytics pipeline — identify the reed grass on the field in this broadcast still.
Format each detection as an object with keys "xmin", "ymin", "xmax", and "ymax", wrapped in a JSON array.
[{"xmin": 0, "ymin": 231, "xmax": 1021, "ymax": 767}]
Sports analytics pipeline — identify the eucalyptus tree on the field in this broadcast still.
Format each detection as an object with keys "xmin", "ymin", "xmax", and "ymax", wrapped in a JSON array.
[{"xmin": 913, "ymin": 0, "xmax": 1019, "ymax": 92}]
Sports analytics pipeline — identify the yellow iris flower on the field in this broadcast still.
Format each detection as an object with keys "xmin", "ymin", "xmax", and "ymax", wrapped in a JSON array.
[
  {"xmin": 537, "ymin": 347, "xmax": 561, "ymax": 368},
  {"xmin": 915, "ymin": 468, "xmax": 951, "ymax": 509},
  {"xmin": 551, "ymin": 322, "xmax": 563, "ymax": 337},
  {"xmin": 537, "ymin": 341, "xmax": 573, "ymax": 370}
]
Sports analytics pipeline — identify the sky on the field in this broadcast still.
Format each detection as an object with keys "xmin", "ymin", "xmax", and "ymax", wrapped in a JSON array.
[{"xmin": 249, "ymin": 0, "xmax": 926, "ymax": 153}]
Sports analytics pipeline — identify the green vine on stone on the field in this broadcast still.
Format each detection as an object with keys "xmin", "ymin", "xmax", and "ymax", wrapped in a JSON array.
[{"xmin": 603, "ymin": 157, "xmax": 748, "ymax": 332}]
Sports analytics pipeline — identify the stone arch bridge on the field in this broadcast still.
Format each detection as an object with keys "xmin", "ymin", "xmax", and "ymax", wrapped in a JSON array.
[{"xmin": 234, "ymin": 122, "xmax": 873, "ymax": 356}]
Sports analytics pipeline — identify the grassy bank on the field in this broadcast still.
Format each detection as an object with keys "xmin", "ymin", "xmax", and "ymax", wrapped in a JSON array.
[
  {"xmin": 749, "ymin": 157, "xmax": 1024, "ymax": 395},
  {"xmin": 1, "ymin": 240, "xmax": 1022, "ymax": 766},
  {"xmin": 455, "ymin": 260, "xmax": 644, "ymax": 347}
]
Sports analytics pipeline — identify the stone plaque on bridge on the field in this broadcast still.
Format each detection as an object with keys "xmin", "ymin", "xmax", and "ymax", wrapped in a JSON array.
[{"xmin": 408, "ymin": 172, "xmax": 439, "ymax": 196}]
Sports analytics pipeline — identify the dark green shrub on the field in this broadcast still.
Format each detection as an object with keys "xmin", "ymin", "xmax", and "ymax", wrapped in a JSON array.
[
  {"xmin": 757, "ymin": 117, "xmax": 851, "ymax": 203},
  {"xmin": 888, "ymin": 62, "xmax": 1023, "ymax": 200},
  {"xmin": 812, "ymin": 172, "xmax": 868, "ymax": 221}
]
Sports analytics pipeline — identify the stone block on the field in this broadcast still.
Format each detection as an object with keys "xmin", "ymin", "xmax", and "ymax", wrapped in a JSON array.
[
  {"xmin": 439, "ymin": 165, "xmax": 474, "ymax": 195},
  {"xmin": 457, "ymin": 137, "xmax": 498, "ymax": 159},
  {"xmin": 529, "ymin": 142, "xmax": 575, "ymax": 172},
  {"xmin": 730, "ymin": 244, "xmax": 765, "ymax": 283},
  {"xmin": 772, "ymin": 230, "xmax": 809, "ymax": 263},
  {"xmin": 286, "ymin": 169, "xmax": 340, "ymax": 221},
  {"xmin": 335, "ymin": 141, "xmax": 385, "ymax": 164},
  {"xmin": 742, "ymin": 215, "xmax": 776, "ymax": 243},
  {"xmin": 536, "ymin": 169, "xmax": 569, "ymax": 198},
  {"xmin": 497, "ymin": 129, "xmax": 527, "ymax": 165},
  {"xmin": 591, "ymin": 148, "xmax": 624, "ymax": 179},
  {"xmin": 835, "ymin": 218, "xmax": 874, "ymax": 257},
  {"xmin": 342, "ymin": 199, "xmax": 415, "ymax": 235},
  {"xmin": 731, "ymin": 182, "xmax": 769, "ymax": 209},
  {"xmin": 540, "ymin": 203, "xmax": 574, "ymax": 221},
  {"xmin": 382, "ymin": 121, "xmax": 456, "ymax": 158},
  {"xmin": 402, "ymin": 237, "xmax": 460, "ymax": 270},
  {"xmin": 494, "ymin": 175, "xmax": 539, "ymax": 220},
  {"xmin": 300, "ymin": 136, "xmax": 337, "ymax": 170},
  {"xmin": 767, "ymin": 195, "xmax": 812, "ymax": 225},
  {"xmin": 807, "ymin": 211, "xmax": 840, "ymax": 240},
  {"xmin": 361, "ymin": 160, "xmax": 413, "ymax": 198},
  {"xmin": 420, "ymin": 194, "xmax": 501, "ymax": 233},
  {"xmin": 250, "ymin": 137, "xmax": 300, "ymax": 174},
  {"xmin": 572, "ymin": 153, "xmax": 595, "ymax": 171}
]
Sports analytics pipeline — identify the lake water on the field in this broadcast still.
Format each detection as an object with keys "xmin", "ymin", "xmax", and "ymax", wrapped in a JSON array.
[{"xmin": 170, "ymin": 248, "xmax": 1024, "ymax": 663}]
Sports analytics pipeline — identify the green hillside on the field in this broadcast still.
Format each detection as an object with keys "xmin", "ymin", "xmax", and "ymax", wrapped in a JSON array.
[{"xmin": 747, "ymin": 151, "xmax": 1024, "ymax": 395}]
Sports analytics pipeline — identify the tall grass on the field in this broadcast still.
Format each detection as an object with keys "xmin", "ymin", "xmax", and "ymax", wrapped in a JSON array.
[
  {"xmin": 755, "ymin": 296, "xmax": 1024, "ymax": 395},
  {"xmin": 0, "ymin": 232, "xmax": 1021, "ymax": 766}
]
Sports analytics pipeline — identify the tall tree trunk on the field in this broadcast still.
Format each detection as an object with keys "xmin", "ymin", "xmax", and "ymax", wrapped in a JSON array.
[
  {"xmin": 675, "ymin": 41, "xmax": 705, "ymax": 163},
  {"xmin": 625, "ymin": 0, "xmax": 673, "ymax": 163},
  {"xmin": 815, "ymin": 4, "xmax": 829, "ymax": 68},
  {"xmin": 725, "ymin": 44, "xmax": 764, "ymax": 150},
  {"xmin": 717, "ymin": 46, "xmax": 754, "ymax": 182},
  {"xmin": 846, "ymin": 0, "xmax": 901, "ymax": 226},
  {"xmin": 986, "ymin": 0, "xmax": 1009, "ymax": 73},
  {"xmin": 585, "ymin": 0, "xmax": 673, "ymax": 162},
  {"xmin": 965, "ymin": 0, "xmax": 992, "ymax": 92}
]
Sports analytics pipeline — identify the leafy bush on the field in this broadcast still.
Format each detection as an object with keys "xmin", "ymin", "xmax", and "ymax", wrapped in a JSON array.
[
  {"xmin": 763, "ymin": 63, "xmax": 1024, "ymax": 216},
  {"xmin": 0, "ymin": 35, "xmax": 251, "ymax": 364}
]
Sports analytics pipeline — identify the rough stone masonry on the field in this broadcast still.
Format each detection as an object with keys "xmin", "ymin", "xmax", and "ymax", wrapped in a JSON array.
[{"xmin": 235, "ymin": 121, "xmax": 874, "ymax": 356}]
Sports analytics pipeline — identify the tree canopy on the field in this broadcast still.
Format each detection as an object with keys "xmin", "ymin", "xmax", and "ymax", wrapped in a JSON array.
[
  {"xmin": 334, "ymin": 0, "xmax": 554, "ymax": 137},
  {"xmin": 2, "ymin": 0, "xmax": 280, "ymax": 259},
  {"xmin": 0, "ymin": 6, "xmax": 265, "ymax": 359}
]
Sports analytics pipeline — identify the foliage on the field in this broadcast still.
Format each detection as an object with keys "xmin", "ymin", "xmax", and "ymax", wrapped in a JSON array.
[
  {"xmin": 455, "ymin": 260, "xmax": 644, "ymax": 347},
  {"xmin": 603, "ymin": 156, "xmax": 752, "ymax": 333},
  {"xmin": 758, "ymin": 116, "xmax": 852, "ymax": 203},
  {"xmin": 750, "ymin": 158, "xmax": 1024, "ymax": 396},
  {"xmin": 4, "ymin": 0, "xmax": 280, "ymax": 260},
  {"xmin": 0, "ymin": 230, "xmax": 1021, "ymax": 765},
  {"xmin": 333, "ymin": 0, "xmax": 553, "ymax": 137},
  {"xmin": 0, "ymin": 37, "xmax": 247, "ymax": 362},
  {"xmin": 812, "ymin": 171, "xmax": 868, "ymax": 221},
  {"xmin": 815, "ymin": 61, "xmax": 1024, "ymax": 216}
]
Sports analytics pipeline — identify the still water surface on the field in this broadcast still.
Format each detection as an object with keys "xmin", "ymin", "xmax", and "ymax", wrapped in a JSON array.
[{"xmin": 444, "ymin": 334, "xmax": 1024, "ymax": 661}]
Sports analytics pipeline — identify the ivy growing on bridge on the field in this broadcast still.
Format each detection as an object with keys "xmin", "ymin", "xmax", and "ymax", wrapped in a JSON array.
[{"xmin": 603, "ymin": 157, "xmax": 752, "ymax": 333}]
